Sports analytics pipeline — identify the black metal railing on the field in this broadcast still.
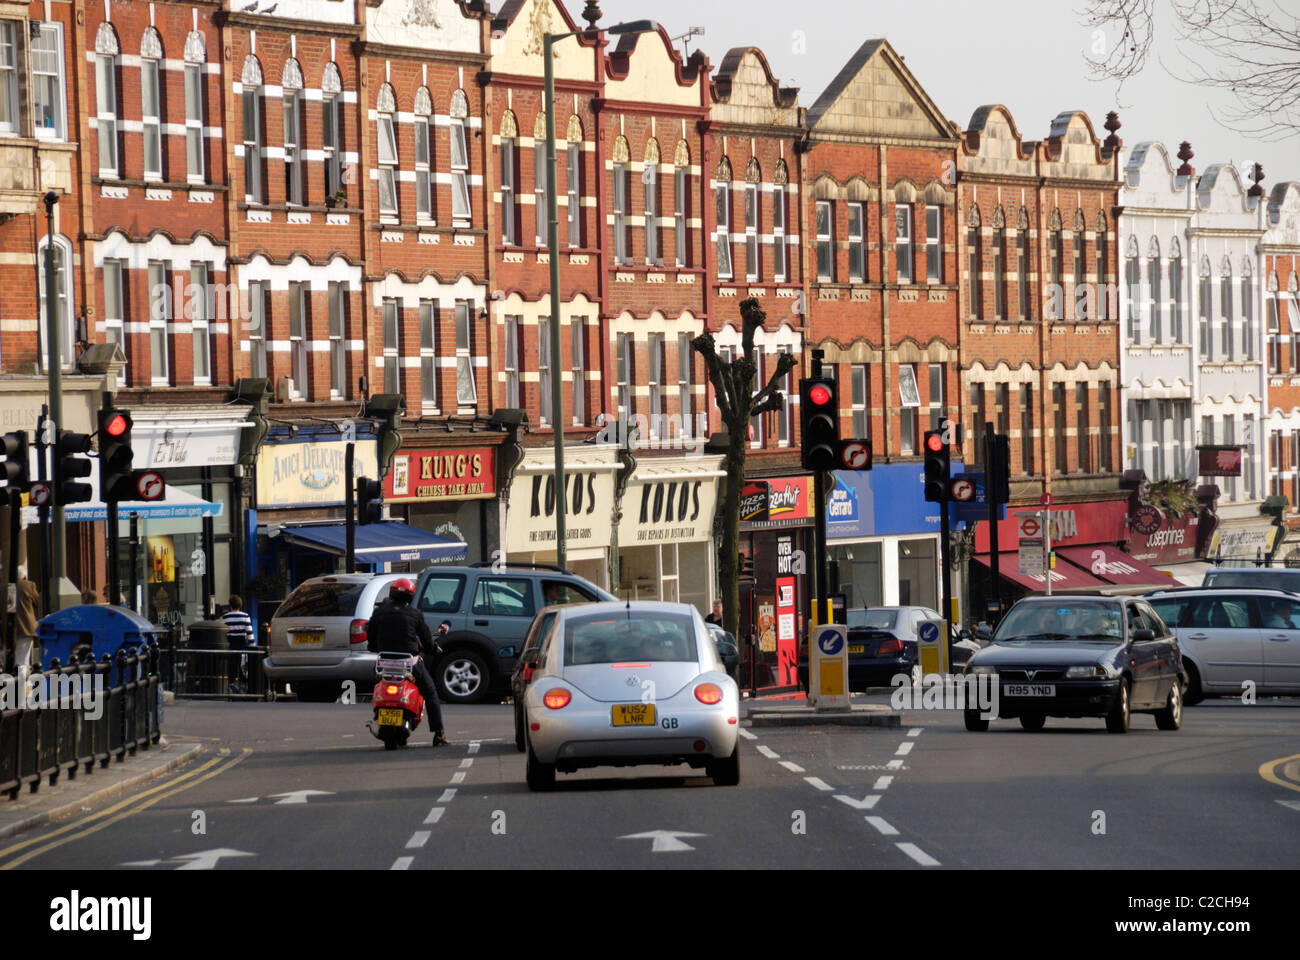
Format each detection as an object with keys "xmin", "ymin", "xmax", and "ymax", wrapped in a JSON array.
[{"xmin": 0, "ymin": 643, "xmax": 163, "ymax": 800}]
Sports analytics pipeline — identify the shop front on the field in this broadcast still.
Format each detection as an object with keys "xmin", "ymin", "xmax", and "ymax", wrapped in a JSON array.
[
  {"xmin": 825, "ymin": 463, "xmax": 943, "ymax": 613},
  {"xmin": 1125, "ymin": 502, "xmax": 1209, "ymax": 586},
  {"xmin": 505, "ymin": 446, "xmax": 619, "ymax": 589},
  {"xmin": 385, "ymin": 442, "xmax": 503, "ymax": 568},
  {"xmin": 739, "ymin": 474, "xmax": 814, "ymax": 689},
  {"xmin": 616, "ymin": 454, "xmax": 724, "ymax": 613},
  {"xmin": 1205, "ymin": 517, "xmax": 1283, "ymax": 567}
]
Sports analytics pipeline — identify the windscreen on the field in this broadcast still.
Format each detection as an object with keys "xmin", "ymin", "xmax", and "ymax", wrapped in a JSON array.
[
  {"xmin": 275, "ymin": 581, "xmax": 366, "ymax": 618},
  {"xmin": 993, "ymin": 602, "xmax": 1123, "ymax": 641},
  {"xmin": 564, "ymin": 611, "xmax": 699, "ymax": 665}
]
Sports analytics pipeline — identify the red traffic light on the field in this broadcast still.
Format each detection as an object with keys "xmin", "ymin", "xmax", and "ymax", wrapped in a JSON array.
[
  {"xmin": 105, "ymin": 412, "xmax": 130, "ymax": 437},
  {"xmin": 925, "ymin": 433, "xmax": 944, "ymax": 453},
  {"xmin": 809, "ymin": 384, "xmax": 832, "ymax": 406}
]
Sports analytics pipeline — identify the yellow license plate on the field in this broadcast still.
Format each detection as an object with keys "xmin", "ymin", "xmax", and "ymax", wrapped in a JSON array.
[
  {"xmin": 849, "ymin": 645, "xmax": 866, "ymax": 655},
  {"xmin": 291, "ymin": 632, "xmax": 324, "ymax": 647},
  {"xmin": 612, "ymin": 703, "xmax": 656, "ymax": 726},
  {"xmin": 377, "ymin": 708, "xmax": 404, "ymax": 726}
]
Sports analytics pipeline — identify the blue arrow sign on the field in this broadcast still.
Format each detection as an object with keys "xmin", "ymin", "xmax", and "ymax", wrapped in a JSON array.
[{"xmin": 918, "ymin": 621, "xmax": 940, "ymax": 644}]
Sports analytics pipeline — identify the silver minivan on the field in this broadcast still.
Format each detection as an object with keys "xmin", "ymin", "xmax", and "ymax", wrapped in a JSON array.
[{"xmin": 263, "ymin": 574, "xmax": 405, "ymax": 702}]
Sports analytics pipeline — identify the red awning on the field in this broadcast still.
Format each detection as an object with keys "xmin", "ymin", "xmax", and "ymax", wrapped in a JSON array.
[
  {"xmin": 974, "ymin": 551, "xmax": 1108, "ymax": 592},
  {"xmin": 1055, "ymin": 545, "xmax": 1175, "ymax": 587}
]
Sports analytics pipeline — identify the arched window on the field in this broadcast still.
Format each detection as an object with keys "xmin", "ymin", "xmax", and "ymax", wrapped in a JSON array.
[
  {"xmin": 38, "ymin": 234, "xmax": 75, "ymax": 371},
  {"xmin": 1048, "ymin": 209, "xmax": 1063, "ymax": 317},
  {"xmin": 1168, "ymin": 236, "xmax": 1182, "ymax": 341},
  {"xmin": 1220, "ymin": 255, "xmax": 1235, "ymax": 360},
  {"xmin": 94, "ymin": 24, "xmax": 120, "ymax": 175},
  {"xmin": 1016, "ymin": 206, "xmax": 1031, "ymax": 320},
  {"xmin": 1125, "ymin": 235, "xmax": 1140, "ymax": 342},
  {"xmin": 1094, "ymin": 211, "xmax": 1109, "ymax": 320},
  {"xmin": 414, "ymin": 87, "xmax": 433, "ymax": 221},
  {"xmin": 499, "ymin": 110, "xmax": 518, "ymax": 244},
  {"xmin": 1267, "ymin": 270, "xmax": 1280, "ymax": 373},
  {"xmin": 1240, "ymin": 258, "xmax": 1254, "ymax": 361},
  {"xmin": 1199, "ymin": 255, "xmax": 1213, "ymax": 357},
  {"xmin": 1147, "ymin": 237, "xmax": 1162, "ymax": 341},
  {"xmin": 992, "ymin": 206, "xmax": 1006, "ymax": 319},
  {"xmin": 282, "ymin": 59, "xmax": 304, "ymax": 204},
  {"xmin": 532, "ymin": 112, "xmax": 547, "ymax": 245},
  {"xmin": 967, "ymin": 205, "xmax": 983, "ymax": 320},
  {"xmin": 646, "ymin": 139, "xmax": 663, "ymax": 265},
  {"xmin": 565, "ymin": 116, "xmax": 584, "ymax": 246},
  {"xmin": 141, "ymin": 29, "xmax": 164, "ymax": 179},
  {"xmin": 611, "ymin": 135, "xmax": 631, "ymax": 264},
  {"xmin": 323, "ymin": 64, "xmax": 344, "ymax": 202},
  {"xmin": 674, "ymin": 140, "xmax": 691, "ymax": 267},
  {"xmin": 241, "ymin": 56, "xmax": 264, "ymax": 202},
  {"xmin": 449, "ymin": 89, "xmax": 471, "ymax": 222},
  {"xmin": 184, "ymin": 31, "xmax": 206, "ymax": 182},
  {"xmin": 1073, "ymin": 210, "xmax": 1086, "ymax": 319},
  {"xmin": 376, "ymin": 83, "xmax": 398, "ymax": 217},
  {"xmin": 773, "ymin": 159, "xmax": 789, "ymax": 281},
  {"xmin": 715, "ymin": 156, "xmax": 734, "ymax": 280}
]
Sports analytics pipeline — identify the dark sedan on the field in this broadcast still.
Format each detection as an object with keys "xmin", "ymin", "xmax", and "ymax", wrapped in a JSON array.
[{"xmin": 962, "ymin": 594, "xmax": 1185, "ymax": 733}]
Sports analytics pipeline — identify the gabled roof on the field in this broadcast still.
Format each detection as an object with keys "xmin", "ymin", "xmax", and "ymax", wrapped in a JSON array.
[
  {"xmin": 712, "ymin": 46, "xmax": 798, "ymax": 108},
  {"xmin": 491, "ymin": 0, "xmax": 577, "ymax": 35},
  {"xmin": 807, "ymin": 39, "xmax": 955, "ymax": 140}
]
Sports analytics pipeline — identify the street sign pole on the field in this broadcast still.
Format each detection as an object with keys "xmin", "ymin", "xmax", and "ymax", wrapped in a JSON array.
[
  {"xmin": 344, "ymin": 442, "xmax": 355, "ymax": 573},
  {"xmin": 985, "ymin": 422, "xmax": 1001, "ymax": 623},
  {"xmin": 939, "ymin": 479, "xmax": 952, "ymax": 647},
  {"xmin": 1044, "ymin": 507, "xmax": 1052, "ymax": 597}
]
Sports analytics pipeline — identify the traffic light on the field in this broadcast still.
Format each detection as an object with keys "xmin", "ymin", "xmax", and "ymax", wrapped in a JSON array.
[
  {"xmin": 98, "ymin": 407, "xmax": 135, "ymax": 502},
  {"xmin": 987, "ymin": 433, "xmax": 1011, "ymax": 505},
  {"xmin": 1, "ymin": 431, "xmax": 28, "ymax": 491},
  {"xmin": 923, "ymin": 430, "xmax": 950, "ymax": 503},
  {"xmin": 56, "ymin": 429, "xmax": 94, "ymax": 504},
  {"xmin": 800, "ymin": 378, "xmax": 839, "ymax": 472},
  {"xmin": 357, "ymin": 476, "xmax": 383, "ymax": 525}
]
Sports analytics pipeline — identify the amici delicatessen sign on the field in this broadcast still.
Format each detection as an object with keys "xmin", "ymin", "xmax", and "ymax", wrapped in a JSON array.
[{"xmin": 256, "ymin": 438, "xmax": 380, "ymax": 508}]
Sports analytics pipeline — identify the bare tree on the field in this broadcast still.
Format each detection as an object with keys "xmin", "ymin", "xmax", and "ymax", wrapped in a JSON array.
[
  {"xmin": 692, "ymin": 298, "xmax": 797, "ymax": 643},
  {"xmin": 1081, "ymin": 0, "xmax": 1300, "ymax": 138}
]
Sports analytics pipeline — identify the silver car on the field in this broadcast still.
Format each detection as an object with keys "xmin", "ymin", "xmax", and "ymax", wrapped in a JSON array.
[
  {"xmin": 263, "ymin": 574, "xmax": 405, "ymax": 702},
  {"xmin": 522, "ymin": 601, "xmax": 741, "ymax": 790}
]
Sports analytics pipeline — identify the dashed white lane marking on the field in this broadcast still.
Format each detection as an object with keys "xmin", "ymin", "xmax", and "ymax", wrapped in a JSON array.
[
  {"xmin": 864, "ymin": 816, "xmax": 899, "ymax": 836},
  {"xmin": 737, "ymin": 729, "xmax": 757, "ymax": 740},
  {"xmin": 756, "ymin": 745, "xmax": 780, "ymax": 760},
  {"xmin": 779, "ymin": 760, "xmax": 805, "ymax": 773},
  {"xmin": 451, "ymin": 771, "xmax": 466, "ymax": 784},
  {"xmin": 896, "ymin": 842, "xmax": 941, "ymax": 867},
  {"xmin": 895, "ymin": 742, "xmax": 914, "ymax": 756},
  {"xmin": 804, "ymin": 777, "xmax": 833, "ymax": 792},
  {"xmin": 424, "ymin": 807, "xmax": 445, "ymax": 825},
  {"xmin": 873, "ymin": 776, "xmax": 894, "ymax": 791},
  {"xmin": 458, "ymin": 758, "xmax": 473, "ymax": 769},
  {"xmin": 907, "ymin": 728, "xmax": 923, "ymax": 738},
  {"xmin": 437, "ymin": 789, "xmax": 457, "ymax": 803},
  {"xmin": 834, "ymin": 794, "xmax": 880, "ymax": 810},
  {"xmin": 406, "ymin": 831, "xmax": 431, "ymax": 849},
  {"xmin": 886, "ymin": 759, "xmax": 904, "ymax": 770},
  {"xmin": 391, "ymin": 857, "xmax": 414, "ymax": 870},
  {"xmin": 468, "ymin": 741, "xmax": 481, "ymax": 754}
]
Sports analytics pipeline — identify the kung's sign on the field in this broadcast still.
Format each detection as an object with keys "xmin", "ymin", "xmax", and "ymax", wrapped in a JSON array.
[{"xmin": 387, "ymin": 448, "xmax": 497, "ymax": 502}]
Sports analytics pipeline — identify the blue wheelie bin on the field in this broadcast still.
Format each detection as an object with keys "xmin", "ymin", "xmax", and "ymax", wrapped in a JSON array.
[{"xmin": 35, "ymin": 605, "xmax": 164, "ymax": 669}]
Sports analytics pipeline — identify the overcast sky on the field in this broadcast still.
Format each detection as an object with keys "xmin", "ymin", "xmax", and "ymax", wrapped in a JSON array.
[{"xmin": 589, "ymin": 0, "xmax": 1297, "ymax": 188}]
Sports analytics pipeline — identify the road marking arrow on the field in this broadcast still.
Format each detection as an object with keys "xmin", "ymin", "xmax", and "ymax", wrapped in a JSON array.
[
  {"xmin": 619, "ymin": 830, "xmax": 707, "ymax": 853},
  {"xmin": 227, "ymin": 797, "xmax": 260, "ymax": 804},
  {"xmin": 1277, "ymin": 799, "xmax": 1300, "ymax": 812},
  {"xmin": 170, "ymin": 848, "xmax": 256, "ymax": 871},
  {"xmin": 833, "ymin": 794, "xmax": 880, "ymax": 810},
  {"xmin": 269, "ymin": 790, "xmax": 334, "ymax": 805}
]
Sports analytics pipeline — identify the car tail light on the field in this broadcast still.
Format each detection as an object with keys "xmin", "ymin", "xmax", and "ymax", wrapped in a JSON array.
[
  {"xmin": 385, "ymin": 684, "xmax": 399, "ymax": 696},
  {"xmin": 693, "ymin": 740, "xmax": 706, "ymax": 751},
  {"xmin": 694, "ymin": 683, "xmax": 723, "ymax": 705},
  {"xmin": 543, "ymin": 687, "xmax": 571, "ymax": 709},
  {"xmin": 349, "ymin": 619, "xmax": 368, "ymax": 645},
  {"xmin": 877, "ymin": 638, "xmax": 904, "ymax": 657}
]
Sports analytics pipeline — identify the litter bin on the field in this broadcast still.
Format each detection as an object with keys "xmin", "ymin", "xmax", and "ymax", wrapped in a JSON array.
[
  {"xmin": 36, "ymin": 605, "xmax": 163, "ymax": 669},
  {"xmin": 187, "ymin": 620, "xmax": 230, "ymax": 696}
]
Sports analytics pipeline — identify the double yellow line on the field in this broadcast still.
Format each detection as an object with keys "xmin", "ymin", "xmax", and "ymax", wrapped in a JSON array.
[
  {"xmin": 0, "ymin": 747, "xmax": 250, "ymax": 870},
  {"xmin": 1259, "ymin": 753, "xmax": 1300, "ymax": 795}
]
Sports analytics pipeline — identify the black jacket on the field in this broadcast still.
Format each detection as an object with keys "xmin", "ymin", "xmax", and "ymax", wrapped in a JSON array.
[{"xmin": 368, "ymin": 600, "xmax": 439, "ymax": 659}]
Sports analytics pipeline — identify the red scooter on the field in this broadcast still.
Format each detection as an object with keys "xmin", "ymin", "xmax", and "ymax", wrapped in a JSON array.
[{"xmin": 366, "ymin": 653, "xmax": 426, "ymax": 749}]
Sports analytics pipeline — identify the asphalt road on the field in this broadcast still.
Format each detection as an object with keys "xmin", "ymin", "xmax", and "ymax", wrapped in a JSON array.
[{"xmin": 2, "ymin": 695, "xmax": 1297, "ymax": 871}]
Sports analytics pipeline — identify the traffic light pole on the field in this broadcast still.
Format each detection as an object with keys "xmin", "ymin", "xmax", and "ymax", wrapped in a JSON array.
[
  {"xmin": 345, "ymin": 442, "xmax": 355, "ymax": 573},
  {"xmin": 36, "ymin": 406, "xmax": 51, "ymax": 618},
  {"xmin": 42, "ymin": 193, "xmax": 69, "ymax": 610},
  {"xmin": 107, "ymin": 499, "xmax": 120, "ymax": 609},
  {"xmin": 985, "ymin": 422, "xmax": 1002, "ymax": 624}
]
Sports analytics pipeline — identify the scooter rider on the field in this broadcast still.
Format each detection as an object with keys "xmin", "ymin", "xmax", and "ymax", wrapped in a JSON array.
[{"xmin": 369, "ymin": 578, "xmax": 448, "ymax": 747}]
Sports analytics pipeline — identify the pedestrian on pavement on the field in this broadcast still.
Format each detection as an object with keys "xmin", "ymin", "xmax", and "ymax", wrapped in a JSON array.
[
  {"xmin": 13, "ymin": 565, "xmax": 39, "ymax": 676},
  {"xmin": 223, "ymin": 595, "xmax": 256, "ymax": 691},
  {"xmin": 368, "ymin": 579, "xmax": 447, "ymax": 747},
  {"xmin": 705, "ymin": 600, "xmax": 723, "ymax": 626}
]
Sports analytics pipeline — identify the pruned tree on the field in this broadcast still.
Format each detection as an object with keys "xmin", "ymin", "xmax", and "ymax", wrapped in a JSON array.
[
  {"xmin": 692, "ymin": 298, "xmax": 798, "ymax": 643},
  {"xmin": 1081, "ymin": 0, "xmax": 1300, "ymax": 138}
]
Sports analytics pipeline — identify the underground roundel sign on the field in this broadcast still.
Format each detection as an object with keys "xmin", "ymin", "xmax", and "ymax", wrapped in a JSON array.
[{"xmin": 818, "ymin": 630, "xmax": 845, "ymax": 656}]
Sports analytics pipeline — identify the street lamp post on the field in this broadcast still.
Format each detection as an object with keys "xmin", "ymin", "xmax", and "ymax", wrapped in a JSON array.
[{"xmin": 543, "ymin": 18, "xmax": 654, "ymax": 571}]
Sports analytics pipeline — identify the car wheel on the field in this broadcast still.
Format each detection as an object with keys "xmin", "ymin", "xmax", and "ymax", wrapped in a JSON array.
[
  {"xmin": 513, "ymin": 701, "xmax": 526, "ymax": 753},
  {"xmin": 1183, "ymin": 662, "xmax": 1204, "ymax": 705},
  {"xmin": 1105, "ymin": 678, "xmax": 1131, "ymax": 734},
  {"xmin": 1154, "ymin": 681, "xmax": 1182, "ymax": 731},
  {"xmin": 708, "ymin": 745, "xmax": 741, "ymax": 787},
  {"xmin": 909, "ymin": 662, "xmax": 923, "ymax": 687},
  {"xmin": 964, "ymin": 708, "xmax": 989, "ymax": 732},
  {"xmin": 437, "ymin": 650, "xmax": 491, "ymax": 705},
  {"xmin": 295, "ymin": 681, "xmax": 341, "ymax": 703},
  {"xmin": 1019, "ymin": 713, "xmax": 1046, "ymax": 732},
  {"xmin": 525, "ymin": 741, "xmax": 555, "ymax": 792}
]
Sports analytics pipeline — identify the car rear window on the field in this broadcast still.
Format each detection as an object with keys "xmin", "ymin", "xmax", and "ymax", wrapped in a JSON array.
[
  {"xmin": 1147, "ymin": 597, "xmax": 1189, "ymax": 630},
  {"xmin": 1204, "ymin": 569, "xmax": 1300, "ymax": 592},
  {"xmin": 418, "ymin": 575, "xmax": 466, "ymax": 614},
  {"xmin": 848, "ymin": 609, "xmax": 897, "ymax": 630},
  {"xmin": 276, "ymin": 581, "xmax": 366, "ymax": 619},
  {"xmin": 564, "ymin": 611, "xmax": 699, "ymax": 665}
]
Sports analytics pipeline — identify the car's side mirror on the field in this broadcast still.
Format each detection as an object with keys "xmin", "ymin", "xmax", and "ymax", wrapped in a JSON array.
[
  {"xmin": 960, "ymin": 629, "xmax": 971, "ymax": 640},
  {"xmin": 1132, "ymin": 629, "xmax": 1155, "ymax": 643}
]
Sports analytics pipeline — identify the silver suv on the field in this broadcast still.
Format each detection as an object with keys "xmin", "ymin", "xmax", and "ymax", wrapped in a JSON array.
[
  {"xmin": 263, "ymin": 574, "xmax": 405, "ymax": 702},
  {"xmin": 1145, "ymin": 587, "xmax": 1300, "ymax": 702}
]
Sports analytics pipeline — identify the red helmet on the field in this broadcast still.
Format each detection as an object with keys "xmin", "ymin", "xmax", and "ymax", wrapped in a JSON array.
[{"xmin": 390, "ymin": 578, "xmax": 416, "ymax": 600}]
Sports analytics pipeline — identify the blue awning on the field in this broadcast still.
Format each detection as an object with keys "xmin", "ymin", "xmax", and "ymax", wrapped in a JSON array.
[{"xmin": 278, "ymin": 522, "xmax": 468, "ymax": 565}]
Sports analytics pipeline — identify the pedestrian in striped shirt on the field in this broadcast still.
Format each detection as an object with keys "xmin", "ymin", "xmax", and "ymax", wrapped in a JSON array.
[{"xmin": 223, "ymin": 595, "xmax": 255, "ymax": 692}]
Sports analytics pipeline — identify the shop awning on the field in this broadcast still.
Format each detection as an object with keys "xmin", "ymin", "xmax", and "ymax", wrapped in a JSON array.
[
  {"xmin": 279, "ymin": 522, "xmax": 468, "ymax": 564},
  {"xmin": 1155, "ymin": 561, "xmax": 1213, "ymax": 587},
  {"xmin": 974, "ymin": 551, "xmax": 1108, "ymax": 592},
  {"xmin": 1055, "ymin": 545, "xmax": 1174, "ymax": 587},
  {"xmin": 23, "ymin": 485, "xmax": 224, "ymax": 524}
]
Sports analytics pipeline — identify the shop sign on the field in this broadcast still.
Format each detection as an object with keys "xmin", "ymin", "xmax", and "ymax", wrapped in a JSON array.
[
  {"xmin": 1127, "ymin": 513, "xmax": 1201, "ymax": 564},
  {"xmin": 825, "ymin": 475, "xmax": 859, "ymax": 525},
  {"xmin": 1208, "ymin": 524, "xmax": 1280, "ymax": 561},
  {"xmin": 135, "ymin": 423, "xmax": 245, "ymax": 469},
  {"xmin": 506, "ymin": 468, "xmax": 615, "ymax": 553},
  {"xmin": 825, "ymin": 463, "xmax": 942, "ymax": 540},
  {"xmin": 740, "ymin": 476, "xmax": 815, "ymax": 530},
  {"xmin": 619, "ymin": 469, "xmax": 720, "ymax": 545},
  {"xmin": 1199, "ymin": 446, "xmax": 1243, "ymax": 477},
  {"xmin": 256, "ymin": 439, "xmax": 380, "ymax": 508},
  {"xmin": 974, "ymin": 499, "xmax": 1128, "ymax": 554},
  {"xmin": 388, "ymin": 448, "xmax": 496, "ymax": 502}
]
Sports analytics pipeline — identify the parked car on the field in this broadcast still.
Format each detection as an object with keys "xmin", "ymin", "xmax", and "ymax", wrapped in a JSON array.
[
  {"xmin": 412, "ymin": 563, "xmax": 616, "ymax": 705},
  {"xmin": 263, "ymin": 573, "xmax": 405, "ymax": 702},
  {"xmin": 1202, "ymin": 566, "xmax": 1300, "ymax": 592},
  {"xmin": 962, "ymin": 593, "xmax": 1185, "ymax": 733},
  {"xmin": 797, "ymin": 606, "xmax": 975, "ymax": 690},
  {"xmin": 511, "ymin": 606, "xmax": 562, "ymax": 752},
  {"xmin": 1145, "ymin": 586, "xmax": 1300, "ymax": 702},
  {"xmin": 521, "ymin": 601, "xmax": 741, "ymax": 790}
]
